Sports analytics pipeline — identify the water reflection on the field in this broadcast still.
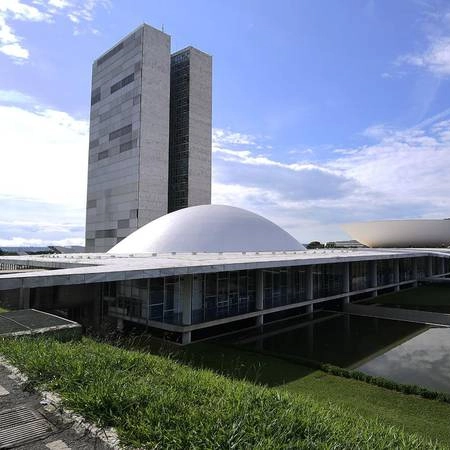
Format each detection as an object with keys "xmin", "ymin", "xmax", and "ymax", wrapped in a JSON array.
[
  {"xmin": 357, "ymin": 327, "xmax": 450, "ymax": 393},
  {"xmin": 238, "ymin": 314, "xmax": 428, "ymax": 368},
  {"xmin": 234, "ymin": 313, "xmax": 450, "ymax": 393}
]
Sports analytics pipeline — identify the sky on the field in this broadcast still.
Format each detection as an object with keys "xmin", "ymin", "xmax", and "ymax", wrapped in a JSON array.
[{"xmin": 1, "ymin": 0, "xmax": 450, "ymax": 247}]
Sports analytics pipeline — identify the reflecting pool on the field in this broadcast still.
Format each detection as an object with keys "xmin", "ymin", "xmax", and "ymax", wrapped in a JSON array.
[
  {"xmin": 357, "ymin": 327, "xmax": 450, "ymax": 393},
  {"xmin": 231, "ymin": 313, "xmax": 450, "ymax": 393}
]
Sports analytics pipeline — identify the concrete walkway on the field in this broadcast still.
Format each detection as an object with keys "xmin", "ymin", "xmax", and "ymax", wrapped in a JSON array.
[
  {"xmin": 0, "ymin": 363, "xmax": 111, "ymax": 449},
  {"xmin": 344, "ymin": 303, "xmax": 450, "ymax": 327}
]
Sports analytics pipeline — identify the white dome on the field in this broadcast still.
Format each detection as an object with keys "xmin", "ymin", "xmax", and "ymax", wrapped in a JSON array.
[{"xmin": 108, "ymin": 204, "xmax": 305, "ymax": 254}]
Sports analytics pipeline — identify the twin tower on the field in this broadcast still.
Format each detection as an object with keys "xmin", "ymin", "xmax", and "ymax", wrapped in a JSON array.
[{"xmin": 85, "ymin": 24, "xmax": 212, "ymax": 252}]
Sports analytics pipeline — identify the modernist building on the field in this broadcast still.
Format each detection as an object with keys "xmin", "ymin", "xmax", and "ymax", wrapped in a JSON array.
[
  {"xmin": 169, "ymin": 48, "xmax": 212, "ymax": 212},
  {"xmin": 342, "ymin": 220, "xmax": 450, "ymax": 248},
  {"xmin": 1, "ymin": 205, "xmax": 450, "ymax": 345},
  {"xmin": 86, "ymin": 24, "xmax": 212, "ymax": 253}
]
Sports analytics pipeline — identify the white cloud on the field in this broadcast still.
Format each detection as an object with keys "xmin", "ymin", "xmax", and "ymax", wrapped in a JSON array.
[
  {"xmin": 3, "ymin": 90, "xmax": 450, "ymax": 246},
  {"xmin": 0, "ymin": 92, "xmax": 88, "ymax": 245},
  {"xmin": 0, "ymin": 0, "xmax": 51, "ymax": 22},
  {"xmin": 0, "ymin": 16, "xmax": 29, "ymax": 60},
  {"xmin": 212, "ymin": 111, "xmax": 450, "ymax": 242},
  {"xmin": 213, "ymin": 128, "xmax": 257, "ymax": 146},
  {"xmin": 213, "ymin": 145, "xmax": 337, "ymax": 176},
  {"xmin": 47, "ymin": 0, "xmax": 71, "ymax": 9},
  {"xmin": 0, "ymin": 236, "xmax": 84, "ymax": 247},
  {"xmin": 0, "ymin": 103, "xmax": 88, "ymax": 205},
  {"xmin": 400, "ymin": 36, "xmax": 450, "ymax": 76},
  {"xmin": 0, "ymin": 89, "xmax": 36, "ymax": 104},
  {"xmin": 288, "ymin": 148, "xmax": 314, "ymax": 155},
  {"xmin": 0, "ymin": 0, "xmax": 109, "ymax": 61}
]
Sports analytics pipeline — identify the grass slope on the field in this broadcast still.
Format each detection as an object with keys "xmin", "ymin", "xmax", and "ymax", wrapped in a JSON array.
[
  {"xmin": 0, "ymin": 336, "xmax": 443, "ymax": 449},
  {"xmin": 181, "ymin": 342, "xmax": 450, "ymax": 446}
]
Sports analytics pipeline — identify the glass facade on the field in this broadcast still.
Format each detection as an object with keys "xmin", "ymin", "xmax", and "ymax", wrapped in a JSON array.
[
  {"xmin": 377, "ymin": 259, "xmax": 394, "ymax": 286},
  {"xmin": 262, "ymin": 267, "xmax": 307, "ymax": 309},
  {"xmin": 431, "ymin": 256, "xmax": 449, "ymax": 275},
  {"xmin": 399, "ymin": 258, "xmax": 414, "ymax": 282},
  {"xmin": 193, "ymin": 270, "xmax": 256, "ymax": 324},
  {"xmin": 104, "ymin": 270, "xmax": 258, "ymax": 326},
  {"xmin": 350, "ymin": 261, "xmax": 370, "ymax": 291},
  {"xmin": 313, "ymin": 264, "xmax": 346, "ymax": 298},
  {"xmin": 445, "ymin": 258, "xmax": 450, "ymax": 274},
  {"xmin": 105, "ymin": 277, "xmax": 183, "ymax": 325},
  {"xmin": 416, "ymin": 257, "xmax": 427, "ymax": 279},
  {"xmin": 168, "ymin": 50, "xmax": 190, "ymax": 212},
  {"xmin": 102, "ymin": 256, "xmax": 446, "ymax": 329}
]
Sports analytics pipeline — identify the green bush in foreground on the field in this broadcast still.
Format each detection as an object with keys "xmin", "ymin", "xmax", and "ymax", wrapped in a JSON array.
[{"xmin": 0, "ymin": 337, "xmax": 443, "ymax": 449}]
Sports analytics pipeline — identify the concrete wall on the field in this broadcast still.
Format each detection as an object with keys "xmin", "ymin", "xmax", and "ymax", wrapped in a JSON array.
[
  {"xmin": 138, "ymin": 25, "xmax": 171, "ymax": 227},
  {"xmin": 86, "ymin": 24, "xmax": 171, "ymax": 252},
  {"xmin": 187, "ymin": 47, "xmax": 212, "ymax": 207}
]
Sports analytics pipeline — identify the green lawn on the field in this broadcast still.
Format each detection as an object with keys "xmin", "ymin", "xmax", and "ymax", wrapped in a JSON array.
[
  {"xmin": 0, "ymin": 336, "xmax": 443, "ymax": 449},
  {"xmin": 0, "ymin": 307, "xmax": 9, "ymax": 313},
  {"xmin": 373, "ymin": 285, "xmax": 450, "ymax": 308},
  {"xmin": 179, "ymin": 342, "xmax": 450, "ymax": 447}
]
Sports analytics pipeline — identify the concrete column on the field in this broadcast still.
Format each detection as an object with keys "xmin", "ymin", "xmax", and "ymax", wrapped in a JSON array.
[
  {"xmin": 256, "ymin": 270, "xmax": 264, "ymax": 326},
  {"xmin": 393, "ymin": 259, "xmax": 400, "ymax": 292},
  {"xmin": 370, "ymin": 260, "xmax": 378, "ymax": 297},
  {"xmin": 182, "ymin": 331, "xmax": 191, "ymax": 345},
  {"xmin": 306, "ymin": 303, "xmax": 313, "ymax": 314},
  {"xmin": 181, "ymin": 275, "xmax": 192, "ymax": 326},
  {"xmin": 256, "ymin": 270, "xmax": 264, "ymax": 310},
  {"xmin": 19, "ymin": 288, "xmax": 30, "ymax": 309},
  {"xmin": 426, "ymin": 256, "xmax": 433, "ymax": 277},
  {"xmin": 440, "ymin": 258, "xmax": 445, "ymax": 275},
  {"xmin": 180, "ymin": 275, "xmax": 191, "ymax": 350},
  {"xmin": 343, "ymin": 262, "xmax": 350, "ymax": 305},
  {"xmin": 306, "ymin": 266, "xmax": 313, "ymax": 301}
]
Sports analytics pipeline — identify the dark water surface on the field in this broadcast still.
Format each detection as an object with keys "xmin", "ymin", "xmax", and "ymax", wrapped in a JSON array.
[{"xmin": 234, "ymin": 313, "xmax": 450, "ymax": 393}]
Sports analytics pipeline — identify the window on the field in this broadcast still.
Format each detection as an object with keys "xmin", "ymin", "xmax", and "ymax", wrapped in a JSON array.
[
  {"xmin": 95, "ymin": 229, "xmax": 116, "ymax": 238},
  {"xmin": 117, "ymin": 219, "xmax": 129, "ymax": 229},
  {"xmin": 91, "ymin": 87, "xmax": 101, "ymax": 105},
  {"xmin": 97, "ymin": 42, "xmax": 123, "ymax": 66},
  {"xmin": 109, "ymin": 124, "xmax": 132, "ymax": 141},
  {"xmin": 98, "ymin": 150, "xmax": 109, "ymax": 161},
  {"xmin": 120, "ymin": 139, "xmax": 137, "ymax": 153},
  {"xmin": 110, "ymin": 73, "xmax": 135, "ymax": 94}
]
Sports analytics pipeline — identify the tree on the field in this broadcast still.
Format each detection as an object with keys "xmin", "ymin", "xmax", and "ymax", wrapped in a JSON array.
[{"xmin": 306, "ymin": 241, "xmax": 323, "ymax": 249}]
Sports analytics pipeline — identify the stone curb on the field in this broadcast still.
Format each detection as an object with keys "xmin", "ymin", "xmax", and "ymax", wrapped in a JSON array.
[{"xmin": 0, "ymin": 355, "xmax": 121, "ymax": 449}]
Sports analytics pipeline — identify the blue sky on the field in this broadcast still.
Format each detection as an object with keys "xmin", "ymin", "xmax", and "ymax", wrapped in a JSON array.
[{"xmin": 1, "ymin": 0, "xmax": 450, "ymax": 246}]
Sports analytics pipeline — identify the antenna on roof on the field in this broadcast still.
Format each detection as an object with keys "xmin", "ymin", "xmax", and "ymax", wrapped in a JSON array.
[{"xmin": 162, "ymin": 24, "xmax": 165, "ymax": 32}]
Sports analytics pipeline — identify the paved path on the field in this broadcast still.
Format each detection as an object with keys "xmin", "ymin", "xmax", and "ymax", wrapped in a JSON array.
[
  {"xmin": 0, "ymin": 363, "xmax": 111, "ymax": 450},
  {"xmin": 344, "ymin": 303, "xmax": 450, "ymax": 327}
]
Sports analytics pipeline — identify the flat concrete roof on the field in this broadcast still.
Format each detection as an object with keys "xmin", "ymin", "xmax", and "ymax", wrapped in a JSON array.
[
  {"xmin": 0, "ymin": 248, "xmax": 449, "ymax": 291},
  {"xmin": 0, "ymin": 309, "xmax": 81, "ymax": 337}
]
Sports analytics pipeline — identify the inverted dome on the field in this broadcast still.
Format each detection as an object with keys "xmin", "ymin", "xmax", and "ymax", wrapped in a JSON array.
[
  {"xmin": 108, "ymin": 204, "xmax": 305, "ymax": 254},
  {"xmin": 342, "ymin": 220, "xmax": 450, "ymax": 248}
]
